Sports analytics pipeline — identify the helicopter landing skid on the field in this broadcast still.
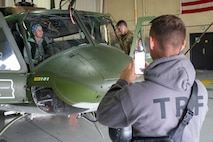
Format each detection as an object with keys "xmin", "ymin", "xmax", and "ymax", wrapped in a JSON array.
[{"xmin": 0, "ymin": 113, "xmax": 29, "ymax": 136}]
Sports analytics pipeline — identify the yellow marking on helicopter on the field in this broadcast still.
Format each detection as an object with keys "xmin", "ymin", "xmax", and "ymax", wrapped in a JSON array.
[{"xmin": 34, "ymin": 77, "xmax": 50, "ymax": 82}]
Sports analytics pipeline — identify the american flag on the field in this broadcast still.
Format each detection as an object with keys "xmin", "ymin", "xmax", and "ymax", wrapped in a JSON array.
[{"xmin": 181, "ymin": 0, "xmax": 213, "ymax": 14}]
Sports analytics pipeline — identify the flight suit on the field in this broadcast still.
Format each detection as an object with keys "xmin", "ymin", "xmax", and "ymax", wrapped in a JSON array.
[{"xmin": 119, "ymin": 30, "xmax": 133, "ymax": 55}]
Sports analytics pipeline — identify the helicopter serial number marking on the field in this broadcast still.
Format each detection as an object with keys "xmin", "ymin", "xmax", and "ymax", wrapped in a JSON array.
[
  {"xmin": 34, "ymin": 77, "xmax": 50, "ymax": 82},
  {"xmin": 0, "ymin": 79, "xmax": 15, "ymax": 99}
]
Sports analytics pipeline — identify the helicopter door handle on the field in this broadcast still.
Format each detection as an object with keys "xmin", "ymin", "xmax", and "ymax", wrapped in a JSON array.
[{"xmin": 202, "ymin": 48, "xmax": 205, "ymax": 55}]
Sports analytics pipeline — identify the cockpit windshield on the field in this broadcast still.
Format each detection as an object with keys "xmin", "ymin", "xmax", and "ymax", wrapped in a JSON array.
[
  {"xmin": 23, "ymin": 11, "xmax": 119, "ymax": 48},
  {"xmin": 24, "ymin": 12, "xmax": 88, "ymax": 47},
  {"xmin": 79, "ymin": 13, "xmax": 119, "ymax": 47},
  {"xmin": 7, "ymin": 10, "xmax": 120, "ymax": 67}
]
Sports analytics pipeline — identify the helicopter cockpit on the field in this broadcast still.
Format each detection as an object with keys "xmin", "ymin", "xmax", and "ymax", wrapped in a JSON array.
[
  {"xmin": 6, "ymin": 10, "xmax": 120, "ymax": 67},
  {"xmin": 22, "ymin": 11, "xmax": 119, "ymax": 55}
]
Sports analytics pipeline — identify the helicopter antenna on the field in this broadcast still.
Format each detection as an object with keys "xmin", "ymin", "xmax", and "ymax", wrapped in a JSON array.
[
  {"xmin": 59, "ymin": 0, "xmax": 67, "ymax": 10},
  {"xmin": 59, "ymin": 0, "xmax": 76, "ymax": 10}
]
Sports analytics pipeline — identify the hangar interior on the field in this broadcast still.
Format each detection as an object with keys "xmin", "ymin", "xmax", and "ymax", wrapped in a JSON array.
[
  {"xmin": 0, "ymin": 71, "xmax": 212, "ymax": 142},
  {"xmin": 0, "ymin": 0, "xmax": 212, "ymax": 142}
]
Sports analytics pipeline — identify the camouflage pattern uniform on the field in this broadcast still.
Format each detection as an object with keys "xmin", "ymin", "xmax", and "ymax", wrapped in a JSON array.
[{"xmin": 119, "ymin": 30, "xmax": 133, "ymax": 55}]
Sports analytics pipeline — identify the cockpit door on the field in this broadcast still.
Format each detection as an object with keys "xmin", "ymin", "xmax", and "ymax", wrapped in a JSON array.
[{"xmin": 0, "ymin": 12, "xmax": 28, "ymax": 103}]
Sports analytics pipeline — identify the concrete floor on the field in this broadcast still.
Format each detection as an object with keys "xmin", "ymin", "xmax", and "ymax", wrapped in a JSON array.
[
  {"xmin": 0, "ymin": 70, "xmax": 212, "ymax": 142},
  {"xmin": 0, "ymin": 114, "xmax": 111, "ymax": 142},
  {"xmin": 196, "ymin": 70, "xmax": 213, "ymax": 142}
]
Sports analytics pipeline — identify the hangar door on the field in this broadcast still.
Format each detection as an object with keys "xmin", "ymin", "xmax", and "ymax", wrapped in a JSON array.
[{"xmin": 190, "ymin": 32, "xmax": 213, "ymax": 70}]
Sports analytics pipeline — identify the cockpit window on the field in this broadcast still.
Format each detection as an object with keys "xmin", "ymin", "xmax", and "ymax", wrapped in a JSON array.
[
  {"xmin": 23, "ymin": 13, "xmax": 89, "ymax": 58},
  {"xmin": 0, "ymin": 28, "xmax": 21, "ymax": 71},
  {"xmin": 79, "ymin": 14, "xmax": 119, "ymax": 47},
  {"xmin": 18, "ymin": 11, "xmax": 120, "ymax": 67},
  {"xmin": 24, "ymin": 13, "xmax": 86, "ymax": 39}
]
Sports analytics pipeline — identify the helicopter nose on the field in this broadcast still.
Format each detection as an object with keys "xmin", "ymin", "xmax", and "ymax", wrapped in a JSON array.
[{"xmin": 33, "ymin": 45, "xmax": 131, "ymax": 109}]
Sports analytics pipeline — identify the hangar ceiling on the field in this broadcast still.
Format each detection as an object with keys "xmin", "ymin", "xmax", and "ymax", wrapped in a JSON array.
[{"xmin": 0, "ymin": 0, "xmax": 102, "ymax": 12}]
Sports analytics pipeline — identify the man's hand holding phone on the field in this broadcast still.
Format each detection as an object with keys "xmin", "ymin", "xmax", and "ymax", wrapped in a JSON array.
[
  {"xmin": 120, "ymin": 59, "xmax": 143, "ymax": 83},
  {"xmin": 134, "ymin": 50, "xmax": 145, "ymax": 74}
]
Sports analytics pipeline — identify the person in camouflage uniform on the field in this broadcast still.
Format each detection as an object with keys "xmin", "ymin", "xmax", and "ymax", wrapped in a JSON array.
[{"xmin": 116, "ymin": 20, "xmax": 133, "ymax": 55}]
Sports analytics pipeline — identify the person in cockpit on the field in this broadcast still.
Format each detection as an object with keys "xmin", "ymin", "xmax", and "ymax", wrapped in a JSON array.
[{"xmin": 23, "ymin": 23, "xmax": 47, "ymax": 65}]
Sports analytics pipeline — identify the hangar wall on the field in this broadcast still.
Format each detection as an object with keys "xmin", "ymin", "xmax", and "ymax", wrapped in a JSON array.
[
  {"xmin": 103, "ymin": 0, "xmax": 213, "ymax": 57},
  {"xmin": 1, "ymin": 0, "xmax": 212, "ymax": 57}
]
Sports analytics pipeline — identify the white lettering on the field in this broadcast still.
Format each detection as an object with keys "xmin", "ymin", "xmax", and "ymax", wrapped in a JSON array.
[{"xmin": 0, "ymin": 79, "xmax": 15, "ymax": 99}]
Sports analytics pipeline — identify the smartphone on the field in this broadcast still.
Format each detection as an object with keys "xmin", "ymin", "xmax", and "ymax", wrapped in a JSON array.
[{"xmin": 134, "ymin": 50, "xmax": 145, "ymax": 74}]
